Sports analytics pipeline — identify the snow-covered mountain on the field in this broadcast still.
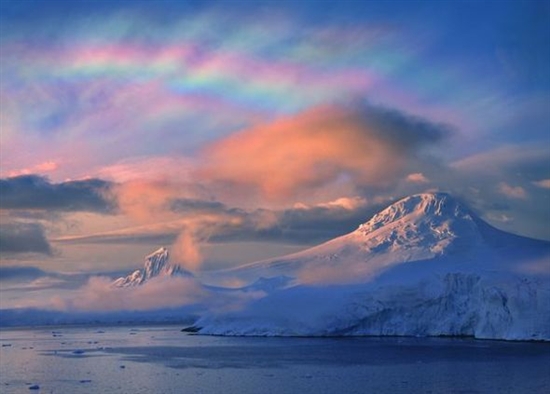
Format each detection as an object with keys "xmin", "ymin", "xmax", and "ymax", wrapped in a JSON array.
[
  {"xmin": 195, "ymin": 193, "xmax": 550, "ymax": 340},
  {"xmin": 113, "ymin": 247, "xmax": 192, "ymax": 287},
  {"xmin": 214, "ymin": 192, "xmax": 542, "ymax": 285}
]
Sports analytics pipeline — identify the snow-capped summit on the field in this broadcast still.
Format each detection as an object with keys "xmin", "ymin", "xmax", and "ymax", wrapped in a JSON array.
[
  {"xmin": 358, "ymin": 192, "xmax": 474, "ymax": 234},
  {"xmin": 354, "ymin": 192, "xmax": 489, "ymax": 257},
  {"xmin": 113, "ymin": 247, "xmax": 191, "ymax": 287}
]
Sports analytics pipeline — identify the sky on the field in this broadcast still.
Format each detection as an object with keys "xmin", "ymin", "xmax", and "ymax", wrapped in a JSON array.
[{"xmin": 0, "ymin": 0, "xmax": 549, "ymax": 309}]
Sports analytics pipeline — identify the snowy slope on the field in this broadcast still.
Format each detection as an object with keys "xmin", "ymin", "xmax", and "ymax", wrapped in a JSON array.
[
  {"xmin": 195, "ymin": 193, "xmax": 550, "ymax": 340},
  {"xmin": 113, "ymin": 247, "xmax": 192, "ymax": 287}
]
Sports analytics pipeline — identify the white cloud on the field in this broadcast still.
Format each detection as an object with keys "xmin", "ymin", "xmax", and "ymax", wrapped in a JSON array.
[
  {"xmin": 53, "ymin": 276, "xmax": 206, "ymax": 312},
  {"xmin": 406, "ymin": 172, "xmax": 429, "ymax": 183},
  {"xmin": 294, "ymin": 196, "xmax": 368, "ymax": 211},
  {"xmin": 485, "ymin": 212, "xmax": 513, "ymax": 223}
]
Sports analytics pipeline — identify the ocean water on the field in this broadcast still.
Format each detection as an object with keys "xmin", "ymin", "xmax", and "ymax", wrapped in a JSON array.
[{"xmin": 1, "ymin": 325, "xmax": 549, "ymax": 394}]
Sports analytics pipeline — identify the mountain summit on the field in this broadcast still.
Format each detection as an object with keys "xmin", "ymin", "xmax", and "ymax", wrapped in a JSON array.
[
  {"xmin": 358, "ymin": 192, "xmax": 475, "ymax": 234},
  {"xmin": 354, "ymin": 192, "xmax": 488, "ymax": 256},
  {"xmin": 113, "ymin": 247, "xmax": 191, "ymax": 287}
]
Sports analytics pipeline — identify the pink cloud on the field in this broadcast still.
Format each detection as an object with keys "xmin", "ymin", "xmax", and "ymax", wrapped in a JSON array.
[
  {"xmin": 498, "ymin": 182, "xmax": 528, "ymax": 200},
  {"xmin": 94, "ymin": 156, "xmax": 194, "ymax": 183},
  {"xmin": 197, "ymin": 104, "xmax": 444, "ymax": 201},
  {"xmin": 110, "ymin": 179, "xmax": 182, "ymax": 221},
  {"xmin": 171, "ymin": 228, "xmax": 204, "ymax": 272},
  {"xmin": 533, "ymin": 179, "xmax": 550, "ymax": 189},
  {"xmin": 7, "ymin": 161, "xmax": 59, "ymax": 177}
]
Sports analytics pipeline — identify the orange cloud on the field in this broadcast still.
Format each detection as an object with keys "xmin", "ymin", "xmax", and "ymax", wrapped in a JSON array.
[
  {"xmin": 172, "ymin": 227, "xmax": 204, "ymax": 271},
  {"xmin": 197, "ymin": 104, "xmax": 446, "ymax": 201},
  {"xmin": 111, "ymin": 180, "xmax": 179, "ymax": 222},
  {"xmin": 406, "ymin": 172, "xmax": 429, "ymax": 183}
]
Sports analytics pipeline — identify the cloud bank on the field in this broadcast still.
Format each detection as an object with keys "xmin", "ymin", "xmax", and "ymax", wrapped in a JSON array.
[
  {"xmin": 53, "ymin": 276, "xmax": 206, "ymax": 312},
  {"xmin": 0, "ymin": 175, "xmax": 114, "ymax": 213},
  {"xmin": 55, "ymin": 195, "xmax": 384, "ymax": 248},
  {"xmin": 0, "ymin": 222, "xmax": 52, "ymax": 255}
]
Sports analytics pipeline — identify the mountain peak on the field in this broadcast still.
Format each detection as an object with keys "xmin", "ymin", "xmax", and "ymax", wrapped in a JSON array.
[
  {"xmin": 113, "ymin": 247, "xmax": 191, "ymax": 287},
  {"xmin": 146, "ymin": 247, "xmax": 168, "ymax": 258},
  {"xmin": 358, "ymin": 192, "xmax": 472, "ymax": 233},
  {"xmin": 353, "ymin": 192, "xmax": 485, "ymax": 258}
]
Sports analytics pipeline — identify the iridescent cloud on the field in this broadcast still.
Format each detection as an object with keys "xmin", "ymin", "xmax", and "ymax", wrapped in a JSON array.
[{"xmin": 1, "ymin": 8, "xmax": 501, "ymax": 180}]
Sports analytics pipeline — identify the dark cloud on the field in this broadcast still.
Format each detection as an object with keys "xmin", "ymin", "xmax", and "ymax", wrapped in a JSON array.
[
  {"xmin": 6, "ymin": 210, "xmax": 62, "ymax": 221},
  {"xmin": 0, "ymin": 265, "xmax": 48, "ymax": 281},
  {"xmin": 0, "ymin": 175, "xmax": 115, "ymax": 213},
  {"xmin": 205, "ymin": 203, "xmax": 386, "ymax": 245},
  {"xmin": 359, "ymin": 101, "xmax": 452, "ymax": 149},
  {"xmin": 57, "ymin": 233, "xmax": 178, "ymax": 245},
  {"xmin": 285, "ymin": 199, "xmax": 388, "ymax": 238},
  {"xmin": 170, "ymin": 198, "xmax": 228, "ymax": 214},
  {"xmin": 281, "ymin": 204, "xmax": 383, "ymax": 241},
  {"xmin": 0, "ymin": 222, "xmax": 52, "ymax": 254},
  {"xmin": 57, "ymin": 197, "xmax": 387, "ymax": 246}
]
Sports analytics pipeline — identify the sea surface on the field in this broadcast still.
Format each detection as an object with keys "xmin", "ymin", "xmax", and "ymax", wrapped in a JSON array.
[{"xmin": 1, "ymin": 325, "xmax": 549, "ymax": 394}]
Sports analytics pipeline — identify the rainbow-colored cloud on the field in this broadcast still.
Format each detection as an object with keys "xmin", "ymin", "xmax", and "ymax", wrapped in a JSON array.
[{"xmin": 2, "ymin": 8, "xmax": 501, "ymax": 180}]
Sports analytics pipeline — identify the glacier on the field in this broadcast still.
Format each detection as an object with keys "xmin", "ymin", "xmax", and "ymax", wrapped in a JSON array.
[{"xmin": 193, "ymin": 193, "xmax": 550, "ymax": 340}]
